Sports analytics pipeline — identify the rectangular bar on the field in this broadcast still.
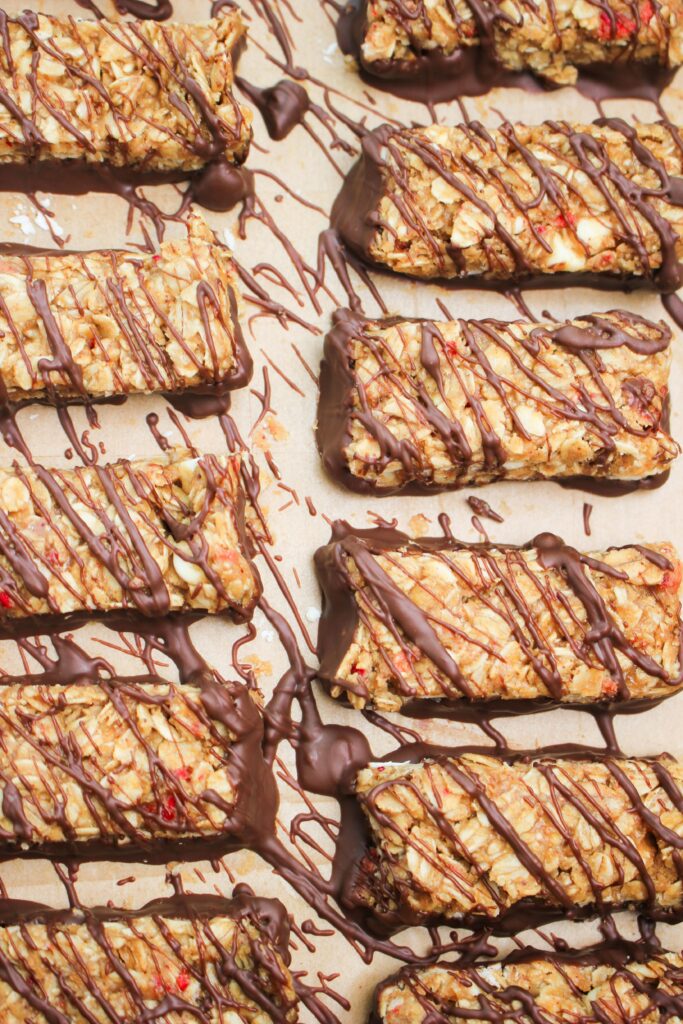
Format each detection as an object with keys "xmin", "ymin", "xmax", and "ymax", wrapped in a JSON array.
[
  {"xmin": 372, "ymin": 949, "xmax": 683, "ymax": 1024},
  {"xmin": 0, "ymin": 214, "xmax": 251, "ymax": 405},
  {"xmin": 0, "ymin": 891, "xmax": 298, "ymax": 1024},
  {"xmin": 0, "ymin": 451, "xmax": 260, "ymax": 623},
  {"xmin": 348, "ymin": 0, "xmax": 682, "ymax": 86},
  {"xmin": 317, "ymin": 308, "xmax": 678, "ymax": 494},
  {"xmin": 352, "ymin": 752, "xmax": 683, "ymax": 931},
  {"xmin": 315, "ymin": 525, "xmax": 682, "ymax": 711},
  {"xmin": 332, "ymin": 120, "xmax": 683, "ymax": 290},
  {"xmin": 0, "ymin": 12, "xmax": 251, "ymax": 174},
  {"xmin": 0, "ymin": 679, "xmax": 270, "ymax": 859}
]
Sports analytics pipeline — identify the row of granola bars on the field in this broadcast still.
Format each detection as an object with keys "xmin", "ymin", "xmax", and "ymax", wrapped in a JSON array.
[{"xmin": 327, "ymin": 3, "xmax": 683, "ymax": 1023}]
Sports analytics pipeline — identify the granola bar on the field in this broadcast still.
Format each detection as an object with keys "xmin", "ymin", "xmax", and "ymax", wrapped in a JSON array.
[
  {"xmin": 352, "ymin": 752, "xmax": 683, "ymax": 930},
  {"xmin": 0, "ymin": 891, "xmax": 298, "ymax": 1024},
  {"xmin": 0, "ymin": 215, "xmax": 251, "ymax": 405},
  {"xmin": 318, "ymin": 308, "xmax": 678, "ymax": 494},
  {"xmin": 0, "ymin": 451, "xmax": 260, "ymax": 623},
  {"xmin": 349, "ymin": 0, "xmax": 682, "ymax": 87},
  {"xmin": 315, "ymin": 525, "xmax": 682, "ymax": 711},
  {"xmin": 0, "ymin": 679, "xmax": 269, "ymax": 858},
  {"xmin": 373, "ymin": 949, "xmax": 683, "ymax": 1024},
  {"xmin": 0, "ymin": 11, "xmax": 251, "ymax": 175},
  {"xmin": 332, "ymin": 119, "xmax": 683, "ymax": 291}
]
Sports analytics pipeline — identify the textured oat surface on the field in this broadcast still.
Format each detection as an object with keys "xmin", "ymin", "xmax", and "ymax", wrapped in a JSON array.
[
  {"xmin": 0, "ymin": 682, "xmax": 243, "ymax": 848},
  {"xmin": 374, "ymin": 952, "xmax": 683, "ymax": 1024},
  {"xmin": 0, "ymin": 214, "xmax": 247, "ymax": 401},
  {"xmin": 359, "ymin": 0, "xmax": 683, "ymax": 84},
  {"xmin": 355, "ymin": 753, "xmax": 683, "ymax": 920},
  {"xmin": 0, "ymin": 451, "xmax": 259, "ymax": 620},
  {"xmin": 323, "ymin": 311, "xmax": 678, "ymax": 491},
  {"xmin": 0, "ymin": 12, "xmax": 251, "ymax": 170}
]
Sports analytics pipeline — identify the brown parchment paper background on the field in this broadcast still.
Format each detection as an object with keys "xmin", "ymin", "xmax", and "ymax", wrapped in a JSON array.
[{"xmin": 0, "ymin": 1, "xmax": 682, "ymax": 1019}]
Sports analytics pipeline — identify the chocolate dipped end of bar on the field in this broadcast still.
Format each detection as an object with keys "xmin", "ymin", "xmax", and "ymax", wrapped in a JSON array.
[
  {"xmin": 347, "ymin": 751, "xmax": 683, "ymax": 936},
  {"xmin": 0, "ymin": 678, "xmax": 277, "ymax": 861},
  {"xmin": 331, "ymin": 120, "xmax": 683, "ymax": 291},
  {"xmin": 316, "ymin": 306, "xmax": 678, "ymax": 495},
  {"xmin": 314, "ymin": 523, "xmax": 683, "ymax": 712},
  {"xmin": 0, "ymin": 889, "xmax": 298, "ymax": 1024}
]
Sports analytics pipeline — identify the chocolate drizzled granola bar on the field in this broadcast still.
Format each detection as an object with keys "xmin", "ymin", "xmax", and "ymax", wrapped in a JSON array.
[
  {"xmin": 0, "ymin": 891, "xmax": 298, "ymax": 1024},
  {"xmin": 0, "ymin": 452, "xmax": 259, "ymax": 623},
  {"xmin": 333, "ymin": 120, "xmax": 683, "ymax": 290},
  {"xmin": 372, "ymin": 948, "xmax": 683, "ymax": 1024},
  {"xmin": 351, "ymin": 752, "xmax": 683, "ymax": 931},
  {"xmin": 317, "ymin": 308, "xmax": 678, "ymax": 494},
  {"xmin": 349, "ymin": 0, "xmax": 682, "ymax": 86},
  {"xmin": 315, "ymin": 525, "xmax": 682, "ymax": 711},
  {"xmin": 0, "ymin": 214, "xmax": 251, "ymax": 404},
  {"xmin": 0, "ymin": 11, "xmax": 251, "ymax": 174}
]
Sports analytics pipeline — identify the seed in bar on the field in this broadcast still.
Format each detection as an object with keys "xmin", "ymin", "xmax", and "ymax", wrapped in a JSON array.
[
  {"xmin": 315, "ymin": 524, "xmax": 682, "ymax": 711},
  {"xmin": 317, "ymin": 308, "xmax": 678, "ymax": 494}
]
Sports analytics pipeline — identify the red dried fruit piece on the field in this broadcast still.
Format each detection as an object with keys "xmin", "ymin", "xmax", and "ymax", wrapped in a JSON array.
[
  {"xmin": 641, "ymin": 0, "xmax": 654, "ymax": 22},
  {"xmin": 0, "ymin": 591, "xmax": 12, "ymax": 608},
  {"xmin": 598, "ymin": 10, "xmax": 637, "ymax": 37},
  {"xmin": 662, "ymin": 561, "xmax": 683, "ymax": 591},
  {"xmin": 351, "ymin": 662, "xmax": 366, "ymax": 676},
  {"xmin": 161, "ymin": 794, "xmax": 177, "ymax": 821},
  {"xmin": 47, "ymin": 549, "xmax": 61, "ymax": 567},
  {"xmin": 554, "ymin": 211, "xmax": 576, "ymax": 229},
  {"xmin": 175, "ymin": 766, "xmax": 192, "ymax": 780},
  {"xmin": 176, "ymin": 970, "xmax": 190, "ymax": 992}
]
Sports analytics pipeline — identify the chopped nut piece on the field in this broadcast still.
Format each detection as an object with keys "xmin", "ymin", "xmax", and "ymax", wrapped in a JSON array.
[
  {"xmin": 0, "ymin": 892, "xmax": 298, "ymax": 1024},
  {"xmin": 318, "ymin": 308, "xmax": 678, "ymax": 493},
  {"xmin": 352, "ymin": 753, "xmax": 683, "ymax": 930},
  {"xmin": 0, "ymin": 12, "xmax": 251, "ymax": 173},
  {"xmin": 349, "ymin": 0, "xmax": 682, "ymax": 87},
  {"xmin": 0, "ymin": 215, "xmax": 250, "ymax": 404},
  {"xmin": 0, "ymin": 451, "xmax": 260, "ymax": 622},
  {"xmin": 0, "ymin": 680, "xmax": 270, "ymax": 857},
  {"xmin": 315, "ymin": 525, "xmax": 682, "ymax": 711},
  {"xmin": 374, "ymin": 949, "xmax": 683, "ymax": 1024},
  {"xmin": 332, "ymin": 120, "xmax": 683, "ymax": 291}
]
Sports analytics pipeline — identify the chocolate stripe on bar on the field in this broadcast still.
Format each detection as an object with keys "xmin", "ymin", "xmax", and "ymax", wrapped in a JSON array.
[
  {"xmin": 317, "ymin": 307, "xmax": 678, "ymax": 495},
  {"xmin": 315, "ymin": 523, "xmax": 682, "ymax": 712},
  {"xmin": 0, "ymin": 452, "xmax": 260, "ymax": 625},
  {"xmin": 0, "ymin": 891, "xmax": 298, "ymax": 1024},
  {"xmin": 332, "ymin": 119, "xmax": 683, "ymax": 291},
  {"xmin": 350, "ymin": 752, "xmax": 683, "ymax": 934}
]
